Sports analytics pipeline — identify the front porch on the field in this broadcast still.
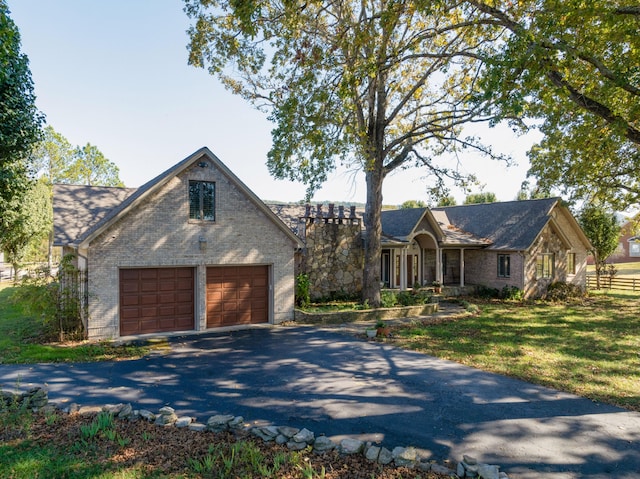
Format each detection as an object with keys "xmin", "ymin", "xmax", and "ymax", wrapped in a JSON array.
[{"xmin": 381, "ymin": 239, "xmax": 476, "ymax": 291}]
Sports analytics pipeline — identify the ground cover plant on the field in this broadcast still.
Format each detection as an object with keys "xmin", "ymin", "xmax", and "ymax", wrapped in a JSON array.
[
  {"xmin": 391, "ymin": 290, "xmax": 640, "ymax": 411},
  {"xmin": 0, "ymin": 284, "xmax": 152, "ymax": 364}
]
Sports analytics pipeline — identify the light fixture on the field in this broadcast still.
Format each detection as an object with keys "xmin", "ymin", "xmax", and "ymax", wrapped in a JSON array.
[
  {"xmin": 199, "ymin": 236, "xmax": 207, "ymax": 251},
  {"xmin": 197, "ymin": 161, "xmax": 208, "ymax": 168}
]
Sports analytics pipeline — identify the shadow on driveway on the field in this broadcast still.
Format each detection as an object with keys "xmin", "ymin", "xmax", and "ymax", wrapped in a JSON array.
[{"xmin": 1, "ymin": 326, "xmax": 639, "ymax": 479}]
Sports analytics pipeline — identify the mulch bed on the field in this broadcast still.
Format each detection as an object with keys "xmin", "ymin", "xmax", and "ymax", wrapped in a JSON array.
[{"xmin": 7, "ymin": 412, "xmax": 454, "ymax": 478}]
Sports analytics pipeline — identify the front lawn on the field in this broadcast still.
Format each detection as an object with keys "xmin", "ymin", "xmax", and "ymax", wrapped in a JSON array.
[
  {"xmin": 391, "ymin": 291, "xmax": 640, "ymax": 411},
  {"xmin": 0, "ymin": 284, "xmax": 152, "ymax": 364}
]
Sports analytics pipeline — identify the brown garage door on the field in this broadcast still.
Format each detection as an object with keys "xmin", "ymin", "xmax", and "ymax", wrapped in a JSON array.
[
  {"xmin": 206, "ymin": 265, "xmax": 269, "ymax": 328},
  {"xmin": 120, "ymin": 267, "xmax": 194, "ymax": 336}
]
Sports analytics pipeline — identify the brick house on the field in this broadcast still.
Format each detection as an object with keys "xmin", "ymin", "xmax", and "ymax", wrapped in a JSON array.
[
  {"xmin": 379, "ymin": 199, "xmax": 591, "ymax": 298},
  {"xmin": 609, "ymin": 217, "xmax": 640, "ymax": 264},
  {"xmin": 271, "ymin": 198, "xmax": 591, "ymax": 300},
  {"xmin": 53, "ymin": 147, "xmax": 302, "ymax": 340}
]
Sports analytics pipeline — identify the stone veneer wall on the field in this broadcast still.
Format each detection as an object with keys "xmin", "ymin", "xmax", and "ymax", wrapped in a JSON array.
[{"xmin": 302, "ymin": 206, "xmax": 363, "ymax": 300}]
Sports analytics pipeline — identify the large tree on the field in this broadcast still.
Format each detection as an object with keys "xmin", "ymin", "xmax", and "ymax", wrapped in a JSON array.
[
  {"xmin": 185, "ymin": 0, "xmax": 504, "ymax": 305},
  {"xmin": 2, "ymin": 177, "xmax": 51, "ymax": 277},
  {"xmin": 470, "ymin": 1, "xmax": 640, "ymax": 210},
  {"xmin": 0, "ymin": 0, "xmax": 44, "ymax": 250}
]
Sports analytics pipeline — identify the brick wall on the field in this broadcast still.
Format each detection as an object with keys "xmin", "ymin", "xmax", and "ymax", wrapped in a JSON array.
[{"xmin": 85, "ymin": 160, "xmax": 297, "ymax": 339}]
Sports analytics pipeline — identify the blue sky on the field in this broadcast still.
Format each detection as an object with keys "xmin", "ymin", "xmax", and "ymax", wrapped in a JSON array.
[{"xmin": 8, "ymin": 0, "xmax": 540, "ymax": 205}]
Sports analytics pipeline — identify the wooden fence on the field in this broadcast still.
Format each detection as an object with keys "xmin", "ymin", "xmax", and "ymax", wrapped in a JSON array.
[{"xmin": 587, "ymin": 275, "xmax": 640, "ymax": 291}]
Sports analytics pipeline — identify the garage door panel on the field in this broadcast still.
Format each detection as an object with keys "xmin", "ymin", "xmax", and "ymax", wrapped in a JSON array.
[
  {"xmin": 206, "ymin": 266, "xmax": 269, "ymax": 328},
  {"xmin": 119, "ymin": 268, "xmax": 194, "ymax": 335}
]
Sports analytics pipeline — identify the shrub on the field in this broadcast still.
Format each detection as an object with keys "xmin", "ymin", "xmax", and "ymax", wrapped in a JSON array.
[
  {"xmin": 545, "ymin": 282, "xmax": 585, "ymax": 302},
  {"xmin": 380, "ymin": 290, "xmax": 397, "ymax": 308},
  {"xmin": 294, "ymin": 273, "xmax": 310, "ymax": 308},
  {"xmin": 500, "ymin": 285, "xmax": 524, "ymax": 301},
  {"xmin": 11, "ymin": 255, "xmax": 85, "ymax": 341},
  {"xmin": 475, "ymin": 285, "xmax": 500, "ymax": 299}
]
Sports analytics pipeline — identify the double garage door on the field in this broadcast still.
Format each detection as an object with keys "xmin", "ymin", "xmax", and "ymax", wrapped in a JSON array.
[{"xmin": 119, "ymin": 266, "xmax": 268, "ymax": 336}]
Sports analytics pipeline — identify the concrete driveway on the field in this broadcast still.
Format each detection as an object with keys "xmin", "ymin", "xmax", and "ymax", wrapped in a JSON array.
[{"xmin": 1, "ymin": 326, "xmax": 639, "ymax": 479}]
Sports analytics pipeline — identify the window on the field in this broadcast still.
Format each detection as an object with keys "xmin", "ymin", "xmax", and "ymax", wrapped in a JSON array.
[
  {"xmin": 536, "ymin": 253, "xmax": 554, "ymax": 279},
  {"xmin": 567, "ymin": 253, "xmax": 576, "ymax": 275},
  {"xmin": 630, "ymin": 238, "xmax": 640, "ymax": 257},
  {"xmin": 189, "ymin": 181, "xmax": 215, "ymax": 221},
  {"xmin": 497, "ymin": 254, "xmax": 510, "ymax": 278}
]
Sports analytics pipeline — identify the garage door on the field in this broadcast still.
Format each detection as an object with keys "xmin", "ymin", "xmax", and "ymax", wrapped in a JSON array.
[
  {"xmin": 206, "ymin": 266, "xmax": 269, "ymax": 328},
  {"xmin": 120, "ymin": 267, "xmax": 194, "ymax": 336}
]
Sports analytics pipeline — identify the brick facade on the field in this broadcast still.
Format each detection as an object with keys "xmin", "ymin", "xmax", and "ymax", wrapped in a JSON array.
[{"xmin": 82, "ymin": 157, "xmax": 297, "ymax": 339}]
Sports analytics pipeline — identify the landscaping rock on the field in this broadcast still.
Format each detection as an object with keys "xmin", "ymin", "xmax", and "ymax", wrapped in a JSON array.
[
  {"xmin": 206, "ymin": 414, "xmax": 234, "ymax": 432},
  {"xmin": 188, "ymin": 422, "xmax": 207, "ymax": 432},
  {"xmin": 286, "ymin": 440, "xmax": 308, "ymax": 451},
  {"xmin": 364, "ymin": 444, "xmax": 381, "ymax": 461},
  {"xmin": 339, "ymin": 438, "xmax": 365, "ymax": 455},
  {"xmin": 432, "ymin": 463, "xmax": 456, "ymax": 476},
  {"xmin": 392, "ymin": 446, "xmax": 417, "ymax": 468},
  {"xmin": 228, "ymin": 416, "xmax": 244, "ymax": 430},
  {"xmin": 251, "ymin": 425, "xmax": 280, "ymax": 441},
  {"xmin": 175, "ymin": 417, "xmax": 193, "ymax": 428},
  {"xmin": 292, "ymin": 428, "xmax": 314, "ymax": 444},
  {"xmin": 138, "ymin": 409, "xmax": 155, "ymax": 422},
  {"xmin": 377, "ymin": 447, "xmax": 394, "ymax": 465},
  {"xmin": 278, "ymin": 426, "xmax": 300, "ymax": 438},
  {"xmin": 478, "ymin": 464, "xmax": 500, "ymax": 479},
  {"xmin": 313, "ymin": 435, "xmax": 336, "ymax": 453}
]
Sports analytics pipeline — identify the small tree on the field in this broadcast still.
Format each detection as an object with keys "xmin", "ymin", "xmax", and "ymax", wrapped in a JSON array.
[{"xmin": 578, "ymin": 203, "xmax": 620, "ymax": 289}]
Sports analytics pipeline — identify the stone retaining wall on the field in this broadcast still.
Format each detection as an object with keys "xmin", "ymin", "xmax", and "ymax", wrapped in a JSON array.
[{"xmin": 294, "ymin": 303, "xmax": 438, "ymax": 324}]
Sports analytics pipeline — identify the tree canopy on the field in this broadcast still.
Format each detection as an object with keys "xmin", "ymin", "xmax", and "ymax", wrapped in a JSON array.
[
  {"xmin": 0, "ymin": 0, "xmax": 44, "ymax": 251},
  {"xmin": 471, "ymin": 0, "xmax": 640, "ymax": 209},
  {"xmin": 185, "ymin": 0, "xmax": 506, "ymax": 304},
  {"xmin": 463, "ymin": 191, "xmax": 496, "ymax": 204},
  {"xmin": 34, "ymin": 126, "xmax": 124, "ymax": 187}
]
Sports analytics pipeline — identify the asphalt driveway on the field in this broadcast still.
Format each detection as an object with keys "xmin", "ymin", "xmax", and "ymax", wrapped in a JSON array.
[{"xmin": 1, "ymin": 326, "xmax": 639, "ymax": 479}]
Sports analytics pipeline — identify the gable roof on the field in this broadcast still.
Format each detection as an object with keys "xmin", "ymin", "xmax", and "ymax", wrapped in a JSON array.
[
  {"xmin": 432, "ymin": 197, "xmax": 562, "ymax": 251},
  {"xmin": 54, "ymin": 147, "xmax": 303, "ymax": 249},
  {"xmin": 53, "ymin": 185, "xmax": 137, "ymax": 246},
  {"xmin": 380, "ymin": 197, "xmax": 590, "ymax": 251}
]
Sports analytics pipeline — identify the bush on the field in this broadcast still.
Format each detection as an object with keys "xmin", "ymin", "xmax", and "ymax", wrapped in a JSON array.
[
  {"xmin": 294, "ymin": 273, "xmax": 310, "ymax": 308},
  {"xmin": 500, "ymin": 285, "xmax": 524, "ymax": 301},
  {"xmin": 545, "ymin": 282, "xmax": 585, "ymax": 302},
  {"xmin": 11, "ymin": 255, "xmax": 85, "ymax": 341},
  {"xmin": 475, "ymin": 285, "xmax": 500, "ymax": 299},
  {"xmin": 380, "ymin": 290, "xmax": 397, "ymax": 308}
]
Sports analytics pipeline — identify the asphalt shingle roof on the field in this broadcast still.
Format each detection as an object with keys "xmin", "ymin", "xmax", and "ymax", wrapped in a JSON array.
[
  {"xmin": 53, "ymin": 184, "xmax": 137, "ymax": 246},
  {"xmin": 432, "ymin": 197, "xmax": 559, "ymax": 250}
]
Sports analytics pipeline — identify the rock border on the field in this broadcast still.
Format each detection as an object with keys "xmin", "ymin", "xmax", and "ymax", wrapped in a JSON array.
[{"xmin": 1, "ymin": 387, "xmax": 509, "ymax": 479}]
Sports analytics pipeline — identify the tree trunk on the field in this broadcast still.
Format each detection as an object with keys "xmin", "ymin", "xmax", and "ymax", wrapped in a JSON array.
[{"xmin": 362, "ymin": 164, "xmax": 385, "ymax": 307}]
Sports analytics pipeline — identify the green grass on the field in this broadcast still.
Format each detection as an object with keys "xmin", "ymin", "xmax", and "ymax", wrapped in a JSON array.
[
  {"xmin": 587, "ymin": 262, "xmax": 640, "ymax": 276},
  {"xmin": 0, "ymin": 283, "xmax": 152, "ymax": 364},
  {"xmin": 393, "ymin": 290, "xmax": 640, "ymax": 411}
]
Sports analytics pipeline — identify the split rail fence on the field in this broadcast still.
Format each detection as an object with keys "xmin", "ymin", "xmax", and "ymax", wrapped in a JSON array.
[{"xmin": 586, "ymin": 275, "xmax": 640, "ymax": 292}]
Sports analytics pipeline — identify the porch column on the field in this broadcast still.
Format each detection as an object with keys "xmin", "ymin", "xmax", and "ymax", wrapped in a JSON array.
[
  {"xmin": 459, "ymin": 248, "xmax": 465, "ymax": 287},
  {"xmin": 400, "ymin": 248, "xmax": 407, "ymax": 290},
  {"xmin": 436, "ymin": 247, "xmax": 442, "ymax": 284}
]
